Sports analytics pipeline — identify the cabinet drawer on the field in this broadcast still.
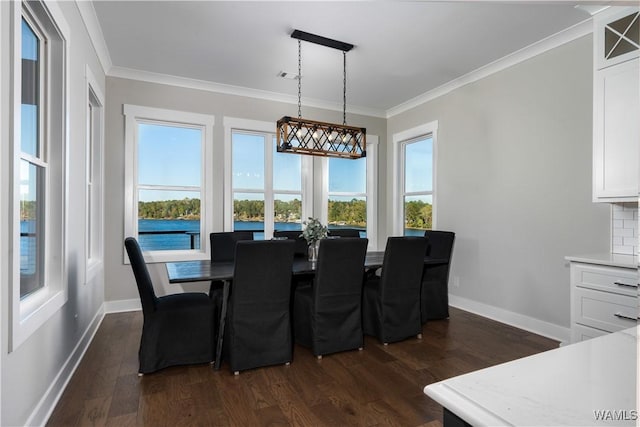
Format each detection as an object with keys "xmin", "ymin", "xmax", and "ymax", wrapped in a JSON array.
[
  {"xmin": 571, "ymin": 263, "xmax": 638, "ymax": 297},
  {"xmin": 572, "ymin": 287, "xmax": 638, "ymax": 333}
]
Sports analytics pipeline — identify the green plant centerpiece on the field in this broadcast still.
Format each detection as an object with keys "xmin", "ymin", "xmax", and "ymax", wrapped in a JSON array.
[{"xmin": 301, "ymin": 217, "xmax": 327, "ymax": 262}]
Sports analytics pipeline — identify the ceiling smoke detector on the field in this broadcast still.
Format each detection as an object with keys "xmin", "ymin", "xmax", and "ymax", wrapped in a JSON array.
[{"xmin": 277, "ymin": 71, "xmax": 300, "ymax": 80}]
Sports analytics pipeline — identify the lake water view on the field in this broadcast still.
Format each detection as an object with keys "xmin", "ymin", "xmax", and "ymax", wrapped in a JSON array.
[
  {"xmin": 21, "ymin": 219, "xmax": 427, "ymax": 257},
  {"xmin": 136, "ymin": 219, "xmax": 425, "ymax": 251}
]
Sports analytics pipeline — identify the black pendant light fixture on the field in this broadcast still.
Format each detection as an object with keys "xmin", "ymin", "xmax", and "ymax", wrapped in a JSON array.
[{"xmin": 276, "ymin": 30, "xmax": 366, "ymax": 159}]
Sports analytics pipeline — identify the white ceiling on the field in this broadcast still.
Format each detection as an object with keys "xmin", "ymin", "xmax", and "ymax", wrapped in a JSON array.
[{"xmin": 91, "ymin": 1, "xmax": 597, "ymax": 116}]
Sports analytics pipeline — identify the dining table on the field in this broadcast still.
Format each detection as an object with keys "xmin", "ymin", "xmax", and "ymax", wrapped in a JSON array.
[
  {"xmin": 165, "ymin": 252, "xmax": 448, "ymax": 283},
  {"xmin": 165, "ymin": 251, "xmax": 449, "ymax": 369}
]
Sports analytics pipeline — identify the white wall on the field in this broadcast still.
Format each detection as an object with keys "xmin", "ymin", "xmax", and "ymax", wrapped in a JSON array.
[
  {"xmin": 388, "ymin": 34, "xmax": 610, "ymax": 340},
  {"xmin": 0, "ymin": 2, "xmax": 106, "ymax": 425},
  {"xmin": 103, "ymin": 77, "xmax": 388, "ymax": 304},
  {"xmin": 104, "ymin": 34, "xmax": 612, "ymax": 342}
]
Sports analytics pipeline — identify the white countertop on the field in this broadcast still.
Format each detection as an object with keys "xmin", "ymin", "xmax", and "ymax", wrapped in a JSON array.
[
  {"xmin": 424, "ymin": 326, "xmax": 638, "ymax": 426},
  {"xmin": 565, "ymin": 253, "xmax": 638, "ymax": 269}
]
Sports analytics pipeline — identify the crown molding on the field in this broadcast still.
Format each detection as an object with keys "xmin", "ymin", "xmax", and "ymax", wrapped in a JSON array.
[
  {"xmin": 74, "ymin": 1, "xmax": 593, "ymax": 121},
  {"xmin": 108, "ymin": 66, "xmax": 387, "ymax": 119},
  {"xmin": 75, "ymin": 1, "xmax": 112, "ymax": 75},
  {"xmin": 386, "ymin": 18, "xmax": 593, "ymax": 118}
]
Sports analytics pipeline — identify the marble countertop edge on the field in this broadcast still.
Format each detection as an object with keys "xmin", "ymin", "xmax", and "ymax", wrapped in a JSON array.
[
  {"xmin": 565, "ymin": 253, "xmax": 638, "ymax": 269},
  {"xmin": 423, "ymin": 382, "xmax": 511, "ymax": 427}
]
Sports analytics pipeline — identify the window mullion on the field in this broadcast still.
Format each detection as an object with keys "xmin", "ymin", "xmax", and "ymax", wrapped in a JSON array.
[{"xmin": 264, "ymin": 135, "xmax": 274, "ymax": 239}]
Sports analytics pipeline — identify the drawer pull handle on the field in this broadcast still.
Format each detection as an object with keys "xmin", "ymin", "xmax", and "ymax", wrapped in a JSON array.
[
  {"xmin": 613, "ymin": 282, "xmax": 638, "ymax": 289},
  {"xmin": 613, "ymin": 312, "xmax": 638, "ymax": 322}
]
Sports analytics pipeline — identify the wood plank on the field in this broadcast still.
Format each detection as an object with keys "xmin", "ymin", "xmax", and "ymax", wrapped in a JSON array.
[{"xmin": 46, "ymin": 307, "xmax": 558, "ymax": 426}]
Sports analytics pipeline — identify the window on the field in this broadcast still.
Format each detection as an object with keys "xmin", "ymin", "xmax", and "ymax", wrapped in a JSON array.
[
  {"xmin": 225, "ymin": 117, "xmax": 311, "ymax": 239},
  {"xmin": 393, "ymin": 122, "xmax": 437, "ymax": 236},
  {"xmin": 124, "ymin": 105, "xmax": 214, "ymax": 262},
  {"xmin": 11, "ymin": 0, "xmax": 69, "ymax": 350},
  {"xmin": 324, "ymin": 136, "xmax": 378, "ymax": 247},
  {"xmin": 402, "ymin": 136, "xmax": 433, "ymax": 235},
  {"xmin": 20, "ymin": 17, "xmax": 44, "ymax": 298},
  {"xmin": 86, "ymin": 66, "xmax": 104, "ymax": 277}
]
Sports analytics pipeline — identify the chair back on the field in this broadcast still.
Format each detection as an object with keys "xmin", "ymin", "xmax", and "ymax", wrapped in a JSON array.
[
  {"xmin": 273, "ymin": 230, "xmax": 307, "ymax": 257},
  {"xmin": 379, "ymin": 236, "xmax": 428, "ymax": 318},
  {"xmin": 227, "ymin": 240, "xmax": 296, "ymax": 371},
  {"xmin": 311, "ymin": 238, "xmax": 368, "ymax": 354},
  {"xmin": 424, "ymin": 230, "xmax": 455, "ymax": 260},
  {"xmin": 124, "ymin": 237, "xmax": 157, "ymax": 315},
  {"xmin": 314, "ymin": 238, "xmax": 368, "ymax": 302},
  {"xmin": 421, "ymin": 230, "xmax": 455, "ymax": 321},
  {"xmin": 210, "ymin": 231, "xmax": 254, "ymax": 262},
  {"xmin": 328, "ymin": 228, "xmax": 362, "ymax": 238}
]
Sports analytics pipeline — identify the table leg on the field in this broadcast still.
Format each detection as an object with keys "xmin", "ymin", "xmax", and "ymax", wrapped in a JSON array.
[{"xmin": 214, "ymin": 280, "xmax": 230, "ymax": 370}]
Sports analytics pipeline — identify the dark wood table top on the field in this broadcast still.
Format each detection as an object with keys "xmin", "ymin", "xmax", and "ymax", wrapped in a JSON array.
[{"xmin": 166, "ymin": 251, "xmax": 448, "ymax": 283}]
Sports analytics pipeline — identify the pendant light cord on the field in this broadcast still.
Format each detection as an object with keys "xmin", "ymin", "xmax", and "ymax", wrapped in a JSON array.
[
  {"xmin": 298, "ymin": 39, "xmax": 302, "ymax": 119},
  {"xmin": 297, "ymin": 36, "xmax": 349, "ymax": 126},
  {"xmin": 343, "ymin": 51, "xmax": 347, "ymax": 126}
]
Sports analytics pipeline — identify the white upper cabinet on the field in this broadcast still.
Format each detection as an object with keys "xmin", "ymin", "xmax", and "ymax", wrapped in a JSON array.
[
  {"xmin": 593, "ymin": 7, "xmax": 639, "ymax": 202},
  {"xmin": 595, "ymin": 7, "xmax": 639, "ymax": 70}
]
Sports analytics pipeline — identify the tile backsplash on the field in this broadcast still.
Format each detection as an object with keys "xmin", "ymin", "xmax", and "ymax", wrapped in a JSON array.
[{"xmin": 611, "ymin": 202, "xmax": 638, "ymax": 255}]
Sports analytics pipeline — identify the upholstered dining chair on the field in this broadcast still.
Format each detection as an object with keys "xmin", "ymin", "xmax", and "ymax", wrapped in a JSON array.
[
  {"xmin": 209, "ymin": 231, "xmax": 254, "ymax": 300},
  {"xmin": 421, "ymin": 230, "xmax": 455, "ymax": 322},
  {"xmin": 210, "ymin": 231, "xmax": 254, "ymax": 263},
  {"xmin": 273, "ymin": 229, "xmax": 312, "ymax": 287},
  {"xmin": 293, "ymin": 237, "xmax": 368, "ymax": 359},
  {"xmin": 273, "ymin": 230, "xmax": 308, "ymax": 257},
  {"xmin": 124, "ymin": 237, "xmax": 216, "ymax": 375},
  {"xmin": 219, "ymin": 239, "xmax": 296, "ymax": 374},
  {"xmin": 327, "ymin": 228, "xmax": 362, "ymax": 238},
  {"xmin": 362, "ymin": 236, "xmax": 428, "ymax": 345}
]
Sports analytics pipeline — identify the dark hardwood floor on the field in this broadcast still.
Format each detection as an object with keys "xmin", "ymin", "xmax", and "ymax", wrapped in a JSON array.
[{"xmin": 47, "ymin": 307, "xmax": 558, "ymax": 426}]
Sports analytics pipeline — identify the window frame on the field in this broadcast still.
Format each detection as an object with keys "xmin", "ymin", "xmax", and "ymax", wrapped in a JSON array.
[
  {"xmin": 223, "ymin": 117, "xmax": 313, "ymax": 239},
  {"xmin": 320, "ymin": 136, "xmax": 379, "ymax": 250},
  {"xmin": 85, "ymin": 65, "xmax": 104, "ymax": 281},
  {"xmin": 123, "ymin": 104, "xmax": 215, "ymax": 263},
  {"xmin": 392, "ymin": 122, "xmax": 438, "ymax": 236},
  {"xmin": 10, "ymin": 0, "xmax": 70, "ymax": 351}
]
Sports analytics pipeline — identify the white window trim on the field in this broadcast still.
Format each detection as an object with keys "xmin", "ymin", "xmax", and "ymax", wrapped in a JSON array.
[
  {"xmin": 123, "ymin": 104, "xmax": 215, "ymax": 263},
  {"xmin": 85, "ymin": 64, "xmax": 104, "ymax": 282},
  {"xmin": 223, "ymin": 117, "xmax": 313, "ymax": 237},
  {"xmin": 10, "ymin": 0, "xmax": 70, "ymax": 351},
  {"xmin": 391, "ymin": 121, "xmax": 438, "ymax": 236},
  {"xmin": 319, "ymin": 135, "xmax": 379, "ymax": 251}
]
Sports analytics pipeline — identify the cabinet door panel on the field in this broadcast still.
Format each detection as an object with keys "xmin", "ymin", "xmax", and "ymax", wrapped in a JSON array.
[{"xmin": 593, "ymin": 58, "xmax": 639, "ymax": 201}]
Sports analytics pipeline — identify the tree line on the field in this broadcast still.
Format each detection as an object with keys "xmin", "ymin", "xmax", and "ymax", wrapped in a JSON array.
[
  {"xmin": 138, "ymin": 198, "xmax": 201, "ymax": 220},
  {"xmin": 137, "ymin": 197, "xmax": 432, "ymax": 230}
]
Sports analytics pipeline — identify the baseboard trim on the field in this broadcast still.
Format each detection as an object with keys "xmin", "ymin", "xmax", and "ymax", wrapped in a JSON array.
[
  {"xmin": 32, "ymin": 299, "xmax": 141, "ymax": 426},
  {"xmin": 449, "ymin": 294, "xmax": 570, "ymax": 345},
  {"xmin": 104, "ymin": 298, "xmax": 141, "ymax": 313},
  {"xmin": 27, "ymin": 306, "xmax": 105, "ymax": 427}
]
